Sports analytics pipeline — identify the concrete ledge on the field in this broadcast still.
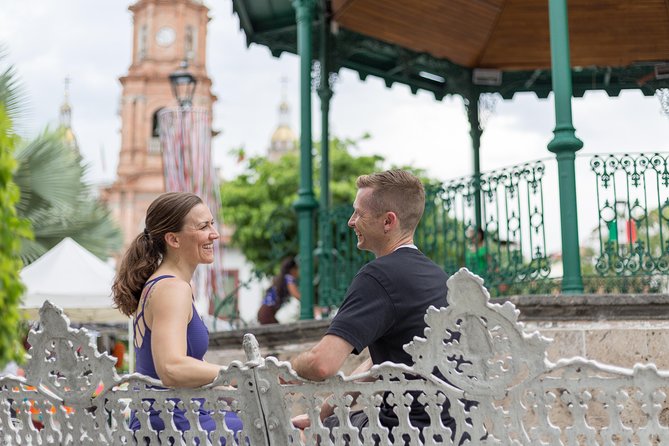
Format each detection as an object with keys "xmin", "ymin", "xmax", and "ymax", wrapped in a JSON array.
[
  {"xmin": 209, "ymin": 319, "xmax": 331, "ymax": 349},
  {"xmin": 507, "ymin": 293, "xmax": 669, "ymax": 321},
  {"xmin": 209, "ymin": 294, "xmax": 669, "ymax": 350}
]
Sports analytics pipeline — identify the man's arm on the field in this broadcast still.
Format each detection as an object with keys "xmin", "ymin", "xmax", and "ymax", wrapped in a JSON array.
[
  {"xmin": 292, "ymin": 357, "xmax": 374, "ymax": 429},
  {"xmin": 290, "ymin": 334, "xmax": 354, "ymax": 381},
  {"xmin": 317, "ymin": 357, "xmax": 374, "ymax": 420}
]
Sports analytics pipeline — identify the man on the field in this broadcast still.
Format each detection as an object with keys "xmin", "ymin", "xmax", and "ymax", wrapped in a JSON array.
[{"xmin": 291, "ymin": 169, "xmax": 455, "ymax": 440}]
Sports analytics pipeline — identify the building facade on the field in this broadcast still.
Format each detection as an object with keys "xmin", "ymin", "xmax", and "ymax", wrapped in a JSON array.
[{"xmin": 102, "ymin": 0, "xmax": 215, "ymax": 248}]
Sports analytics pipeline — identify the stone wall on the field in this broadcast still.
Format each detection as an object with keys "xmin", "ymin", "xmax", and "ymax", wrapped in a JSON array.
[
  {"xmin": 510, "ymin": 293, "xmax": 669, "ymax": 369},
  {"xmin": 206, "ymin": 293, "xmax": 669, "ymax": 372}
]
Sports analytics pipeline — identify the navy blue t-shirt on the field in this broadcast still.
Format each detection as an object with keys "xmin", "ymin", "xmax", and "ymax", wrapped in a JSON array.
[
  {"xmin": 327, "ymin": 247, "xmax": 448, "ymax": 364},
  {"xmin": 326, "ymin": 247, "xmax": 453, "ymax": 429}
]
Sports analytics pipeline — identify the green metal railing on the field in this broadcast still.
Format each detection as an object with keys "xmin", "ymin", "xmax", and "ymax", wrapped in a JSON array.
[
  {"xmin": 418, "ymin": 160, "xmax": 551, "ymax": 293},
  {"xmin": 317, "ymin": 206, "xmax": 372, "ymax": 308},
  {"xmin": 315, "ymin": 153, "xmax": 669, "ymax": 307},
  {"xmin": 590, "ymin": 153, "xmax": 669, "ymax": 277},
  {"xmin": 317, "ymin": 160, "xmax": 551, "ymax": 303}
]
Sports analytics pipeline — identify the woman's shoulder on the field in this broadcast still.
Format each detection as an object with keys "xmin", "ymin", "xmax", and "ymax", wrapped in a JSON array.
[{"xmin": 146, "ymin": 275, "xmax": 192, "ymax": 299}]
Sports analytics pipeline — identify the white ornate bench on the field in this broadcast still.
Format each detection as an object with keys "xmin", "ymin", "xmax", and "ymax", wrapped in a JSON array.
[{"xmin": 2, "ymin": 268, "xmax": 669, "ymax": 445}]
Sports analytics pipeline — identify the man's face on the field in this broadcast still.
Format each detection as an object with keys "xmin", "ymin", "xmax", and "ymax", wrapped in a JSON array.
[{"xmin": 348, "ymin": 188, "xmax": 385, "ymax": 256}]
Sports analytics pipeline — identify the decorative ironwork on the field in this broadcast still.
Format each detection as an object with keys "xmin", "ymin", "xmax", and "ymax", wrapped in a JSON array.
[
  {"xmin": 317, "ymin": 206, "xmax": 372, "ymax": 307},
  {"xmin": 591, "ymin": 153, "xmax": 669, "ymax": 278},
  {"xmin": 318, "ymin": 161, "xmax": 550, "ymax": 306},
  {"xmin": 418, "ymin": 160, "xmax": 550, "ymax": 294},
  {"xmin": 656, "ymin": 88, "xmax": 669, "ymax": 116},
  {"xmin": 5, "ymin": 270, "xmax": 669, "ymax": 445},
  {"xmin": 478, "ymin": 92, "xmax": 500, "ymax": 130},
  {"xmin": 0, "ymin": 302, "xmax": 263, "ymax": 445}
]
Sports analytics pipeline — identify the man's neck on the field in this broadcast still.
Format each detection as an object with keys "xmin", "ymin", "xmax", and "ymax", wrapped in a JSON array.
[{"xmin": 374, "ymin": 234, "xmax": 415, "ymax": 258}]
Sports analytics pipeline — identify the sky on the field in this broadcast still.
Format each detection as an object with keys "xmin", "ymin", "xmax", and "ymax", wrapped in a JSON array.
[{"xmin": 1, "ymin": 0, "xmax": 668, "ymax": 257}]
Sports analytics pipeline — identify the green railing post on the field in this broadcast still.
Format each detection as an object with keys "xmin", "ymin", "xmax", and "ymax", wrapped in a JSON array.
[
  {"xmin": 317, "ymin": 12, "xmax": 333, "ymax": 310},
  {"xmin": 466, "ymin": 92, "xmax": 483, "ymax": 231},
  {"xmin": 292, "ymin": 0, "xmax": 318, "ymax": 319},
  {"xmin": 547, "ymin": 0, "xmax": 584, "ymax": 294}
]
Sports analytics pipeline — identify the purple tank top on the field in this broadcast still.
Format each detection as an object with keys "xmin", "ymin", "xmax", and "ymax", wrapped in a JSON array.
[
  {"xmin": 133, "ymin": 275, "xmax": 209, "ymax": 379},
  {"xmin": 130, "ymin": 275, "xmax": 237, "ymax": 438}
]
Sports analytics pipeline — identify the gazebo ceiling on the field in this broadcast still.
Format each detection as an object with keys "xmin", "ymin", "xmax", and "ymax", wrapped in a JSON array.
[
  {"xmin": 232, "ymin": 0, "xmax": 669, "ymax": 99},
  {"xmin": 332, "ymin": 0, "xmax": 669, "ymax": 71}
]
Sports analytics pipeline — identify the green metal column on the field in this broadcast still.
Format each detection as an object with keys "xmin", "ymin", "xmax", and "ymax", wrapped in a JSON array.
[
  {"xmin": 292, "ymin": 0, "xmax": 318, "ymax": 319},
  {"xmin": 547, "ymin": 0, "xmax": 584, "ymax": 293},
  {"xmin": 317, "ymin": 13, "xmax": 333, "ymax": 309},
  {"xmin": 466, "ymin": 92, "xmax": 483, "ymax": 231}
]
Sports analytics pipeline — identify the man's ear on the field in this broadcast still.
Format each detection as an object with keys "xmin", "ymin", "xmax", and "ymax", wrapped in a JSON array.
[
  {"xmin": 384, "ymin": 211, "xmax": 398, "ymax": 232},
  {"xmin": 165, "ymin": 232, "xmax": 180, "ymax": 249}
]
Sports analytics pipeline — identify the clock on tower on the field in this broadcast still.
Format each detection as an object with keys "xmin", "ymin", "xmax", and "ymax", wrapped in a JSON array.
[{"xmin": 155, "ymin": 27, "xmax": 176, "ymax": 47}]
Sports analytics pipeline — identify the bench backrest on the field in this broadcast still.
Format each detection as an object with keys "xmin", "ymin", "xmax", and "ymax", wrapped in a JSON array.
[{"xmin": 2, "ymin": 268, "xmax": 668, "ymax": 445}]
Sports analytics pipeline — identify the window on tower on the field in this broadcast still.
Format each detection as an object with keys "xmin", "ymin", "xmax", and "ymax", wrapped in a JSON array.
[
  {"xmin": 148, "ymin": 108, "xmax": 164, "ymax": 154},
  {"xmin": 138, "ymin": 25, "xmax": 148, "ymax": 61},
  {"xmin": 185, "ymin": 26, "xmax": 197, "ymax": 62}
]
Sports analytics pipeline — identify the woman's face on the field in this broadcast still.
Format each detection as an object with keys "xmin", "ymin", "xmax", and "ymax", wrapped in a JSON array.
[{"xmin": 176, "ymin": 203, "xmax": 219, "ymax": 265}]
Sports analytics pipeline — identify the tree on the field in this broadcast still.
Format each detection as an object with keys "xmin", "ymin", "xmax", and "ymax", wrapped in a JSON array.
[
  {"xmin": 13, "ymin": 129, "xmax": 122, "ymax": 264},
  {"xmin": 0, "ymin": 47, "xmax": 122, "ymax": 368},
  {"xmin": 0, "ymin": 108, "xmax": 31, "ymax": 367},
  {"xmin": 220, "ymin": 136, "xmax": 383, "ymax": 276},
  {"xmin": 0, "ymin": 49, "xmax": 31, "ymax": 367},
  {"xmin": 0, "ymin": 48, "xmax": 121, "ymax": 266}
]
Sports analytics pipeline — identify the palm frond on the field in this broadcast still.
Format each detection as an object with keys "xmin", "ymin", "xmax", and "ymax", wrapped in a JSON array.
[
  {"xmin": 68, "ymin": 200, "xmax": 123, "ymax": 258},
  {"xmin": 19, "ymin": 238, "xmax": 49, "ymax": 265},
  {"xmin": 21, "ymin": 193, "xmax": 122, "ymax": 264},
  {"xmin": 0, "ymin": 45, "xmax": 28, "ymax": 130},
  {"xmin": 14, "ymin": 129, "xmax": 84, "ymax": 215}
]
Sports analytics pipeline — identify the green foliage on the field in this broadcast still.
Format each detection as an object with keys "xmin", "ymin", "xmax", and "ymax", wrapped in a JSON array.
[
  {"xmin": 0, "ymin": 45, "xmax": 121, "ymax": 369},
  {"xmin": 220, "ymin": 137, "xmax": 384, "ymax": 276},
  {"xmin": 0, "ymin": 105, "xmax": 32, "ymax": 368},
  {"xmin": 0, "ymin": 46, "xmax": 25, "ymax": 127},
  {"xmin": 13, "ymin": 130, "xmax": 122, "ymax": 264}
]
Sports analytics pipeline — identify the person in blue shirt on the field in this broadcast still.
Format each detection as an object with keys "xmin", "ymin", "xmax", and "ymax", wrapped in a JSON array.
[{"xmin": 257, "ymin": 256, "xmax": 300, "ymax": 324}]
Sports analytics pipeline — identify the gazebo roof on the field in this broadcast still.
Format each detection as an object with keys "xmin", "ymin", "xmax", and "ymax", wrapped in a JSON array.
[{"xmin": 232, "ymin": 0, "xmax": 669, "ymax": 99}]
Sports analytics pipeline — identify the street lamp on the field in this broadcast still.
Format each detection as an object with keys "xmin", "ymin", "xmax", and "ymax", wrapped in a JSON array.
[{"xmin": 168, "ymin": 61, "xmax": 197, "ymax": 108}]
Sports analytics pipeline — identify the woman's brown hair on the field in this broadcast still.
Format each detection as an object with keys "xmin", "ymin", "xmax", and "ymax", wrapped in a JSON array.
[
  {"xmin": 112, "ymin": 192, "xmax": 203, "ymax": 316},
  {"xmin": 271, "ymin": 256, "xmax": 298, "ymax": 306}
]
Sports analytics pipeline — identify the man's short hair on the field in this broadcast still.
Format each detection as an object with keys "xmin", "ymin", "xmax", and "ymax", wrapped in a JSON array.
[{"xmin": 356, "ymin": 169, "xmax": 425, "ymax": 232}]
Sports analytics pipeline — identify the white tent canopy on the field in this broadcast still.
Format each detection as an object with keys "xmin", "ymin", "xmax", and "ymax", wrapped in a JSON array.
[{"xmin": 20, "ymin": 237, "xmax": 127, "ymax": 324}]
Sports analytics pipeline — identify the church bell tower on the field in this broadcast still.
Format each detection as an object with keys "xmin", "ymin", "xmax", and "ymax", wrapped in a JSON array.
[{"xmin": 103, "ymin": 0, "xmax": 216, "ymax": 248}]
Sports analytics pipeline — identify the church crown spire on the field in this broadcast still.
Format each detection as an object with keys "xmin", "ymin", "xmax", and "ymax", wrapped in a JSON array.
[
  {"xmin": 58, "ymin": 77, "xmax": 79, "ymax": 154},
  {"xmin": 59, "ymin": 77, "xmax": 72, "ymax": 128},
  {"xmin": 269, "ymin": 77, "xmax": 297, "ymax": 161}
]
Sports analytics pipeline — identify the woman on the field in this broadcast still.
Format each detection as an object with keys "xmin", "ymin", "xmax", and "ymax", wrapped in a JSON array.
[
  {"xmin": 257, "ymin": 257, "xmax": 300, "ymax": 324},
  {"xmin": 112, "ymin": 192, "xmax": 241, "ymax": 443}
]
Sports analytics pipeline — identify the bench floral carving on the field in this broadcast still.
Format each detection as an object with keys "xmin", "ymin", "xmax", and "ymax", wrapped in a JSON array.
[{"xmin": 2, "ymin": 268, "xmax": 668, "ymax": 445}]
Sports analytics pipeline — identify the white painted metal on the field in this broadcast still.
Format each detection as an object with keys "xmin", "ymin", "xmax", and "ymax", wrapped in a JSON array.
[{"xmin": 2, "ymin": 268, "xmax": 669, "ymax": 445}]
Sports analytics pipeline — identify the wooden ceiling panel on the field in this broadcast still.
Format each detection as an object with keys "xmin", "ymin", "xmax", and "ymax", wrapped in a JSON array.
[
  {"xmin": 478, "ymin": 0, "xmax": 551, "ymax": 69},
  {"xmin": 332, "ymin": 0, "xmax": 506, "ymax": 67},
  {"xmin": 567, "ymin": 0, "xmax": 669, "ymax": 67},
  {"xmin": 333, "ymin": 0, "xmax": 669, "ymax": 71}
]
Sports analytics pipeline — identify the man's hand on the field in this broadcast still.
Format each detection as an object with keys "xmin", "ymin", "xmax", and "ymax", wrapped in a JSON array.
[{"xmin": 291, "ymin": 413, "xmax": 311, "ymax": 430}]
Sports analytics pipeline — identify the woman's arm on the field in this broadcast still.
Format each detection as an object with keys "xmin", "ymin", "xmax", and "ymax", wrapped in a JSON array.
[
  {"xmin": 149, "ymin": 279, "xmax": 222, "ymax": 388},
  {"xmin": 287, "ymin": 279, "xmax": 301, "ymax": 300}
]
